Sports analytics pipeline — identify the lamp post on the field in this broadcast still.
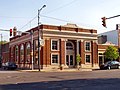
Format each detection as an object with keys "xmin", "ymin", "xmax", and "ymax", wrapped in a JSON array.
[{"xmin": 38, "ymin": 5, "xmax": 46, "ymax": 71}]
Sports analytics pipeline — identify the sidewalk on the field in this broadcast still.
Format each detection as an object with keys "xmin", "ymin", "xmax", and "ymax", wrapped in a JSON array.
[{"xmin": 18, "ymin": 68, "xmax": 92, "ymax": 72}]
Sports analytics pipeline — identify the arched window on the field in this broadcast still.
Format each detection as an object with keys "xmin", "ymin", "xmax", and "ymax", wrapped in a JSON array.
[
  {"xmin": 15, "ymin": 45, "xmax": 19, "ymax": 63},
  {"xmin": 20, "ymin": 44, "xmax": 24, "ymax": 63},
  {"xmin": 66, "ymin": 41, "xmax": 74, "ymax": 50},
  {"xmin": 26, "ymin": 42, "xmax": 31, "ymax": 63}
]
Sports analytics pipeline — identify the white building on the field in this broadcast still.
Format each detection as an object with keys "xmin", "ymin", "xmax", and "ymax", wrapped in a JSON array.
[{"xmin": 98, "ymin": 30, "xmax": 118, "ymax": 45}]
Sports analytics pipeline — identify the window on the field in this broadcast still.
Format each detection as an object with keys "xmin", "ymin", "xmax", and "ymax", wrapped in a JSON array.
[
  {"xmin": 66, "ymin": 41, "xmax": 74, "ymax": 50},
  {"xmin": 51, "ymin": 54, "xmax": 59, "ymax": 64},
  {"xmin": 85, "ymin": 54, "xmax": 91, "ymax": 63},
  {"xmin": 85, "ymin": 41, "xmax": 91, "ymax": 51},
  {"xmin": 15, "ymin": 46, "xmax": 19, "ymax": 63},
  {"xmin": 26, "ymin": 42, "xmax": 31, "ymax": 63},
  {"xmin": 51, "ymin": 40, "xmax": 59, "ymax": 50},
  {"xmin": 20, "ymin": 44, "xmax": 24, "ymax": 63}
]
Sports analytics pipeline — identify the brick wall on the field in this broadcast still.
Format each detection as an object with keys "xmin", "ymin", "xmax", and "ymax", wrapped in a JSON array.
[{"xmin": 60, "ymin": 39, "xmax": 65, "ymax": 65}]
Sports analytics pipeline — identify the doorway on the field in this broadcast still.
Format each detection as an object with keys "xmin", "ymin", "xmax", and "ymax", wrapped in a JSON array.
[
  {"xmin": 66, "ymin": 55, "xmax": 74, "ymax": 67},
  {"xmin": 66, "ymin": 41, "xmax": 75, "ymax": 68}
]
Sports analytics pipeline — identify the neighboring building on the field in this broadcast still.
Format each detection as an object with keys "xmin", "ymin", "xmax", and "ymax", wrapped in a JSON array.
[
  {"xmin": 7, "ymin": 23, "xmax": 99, "ymax": 70},
  {"xmin": 98, "ymin": 42, "xmax": 118, "ymax": 66},
  {"xmin": 98, "ymin": 29, "xmax": 120, "ymax": 65},
  {"xmin": 98, "ymin": 30, "xmax": 118, "ymax": 45},
  {"xmin": 1, "ymin": 42, "xmax": 9, "ymax": 63}
]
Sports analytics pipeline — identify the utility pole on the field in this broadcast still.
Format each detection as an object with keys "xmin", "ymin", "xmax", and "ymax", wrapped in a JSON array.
[
  {"xmin": 30, "ymin": 30, "xmax": 34, "ymax": 70},
  {"xmin": 38, "ymin": 5, "xmax": 46, "ymax": 71}
]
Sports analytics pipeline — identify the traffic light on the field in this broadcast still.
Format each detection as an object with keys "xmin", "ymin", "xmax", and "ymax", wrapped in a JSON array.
[
  {"xmin": 101, "ymin": 17, "xmax": 107, "ymax": 27},
  {"xmin": 13, "ymin": 27, "xmax": 17, "ymax": 36},
  {"xmin": 10, "ymin": 29, "xmax": 12, "ymax": 36}
]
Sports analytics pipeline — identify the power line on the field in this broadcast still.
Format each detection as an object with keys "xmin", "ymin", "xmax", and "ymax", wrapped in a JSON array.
[
  {"xmin": 40, "ymin": 14, "xmax": 97, "ymax": 29},
  {"xmin": 18, "ymin": 13, "xmax": 97, "ymax": 31},
  {"xmin": 46, "ymin": 0, "xmax": 77, "ymax": 14},
  {"xmin": 40, "ymin": 14, "xmax": 72, "ymax": 23},
  {"xmin": 18, "ymin": 15, "xmax": 37, "ymax": 31},
  {"xmin": 0, "ymin": 16, "xmax": 32, "ymax": 19},
  {"xmin": 18, "ymin": 0, "xmax": 78, "ymax": 31}
]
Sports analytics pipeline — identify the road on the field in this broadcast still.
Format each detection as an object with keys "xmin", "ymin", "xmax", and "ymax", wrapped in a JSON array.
[{"xmin": 0, "ymin": 69, "xmax": 120, "ymax": 90}]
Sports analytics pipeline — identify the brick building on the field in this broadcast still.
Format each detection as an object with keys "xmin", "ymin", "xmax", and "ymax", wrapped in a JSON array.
[
  {"xmin": 98, "ymin": 29, "xmax": 120, "ymax": 65},
  {"xmin": 2, "ymin": 23, "xmax": 99, "ymax": 70},
  {"xmin": 1, "ymin": 43, "xmax": 9, "ymax": 63}
]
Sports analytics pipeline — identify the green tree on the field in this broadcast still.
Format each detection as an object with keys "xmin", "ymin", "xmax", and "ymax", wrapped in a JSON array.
[
  {"xmin": 76, "ymin": 54, "xmax": 81, "ymax": 64},
  {"xmin": 76, "ymin": 54, "xmax": 81, "ymax": 70},
  {"xmin": 0, "ymin": 40, "xmax": 8, "ymax": 44},
  {"xmin": 104, "ymin": 46, "xmax": 119, "ymax": 61}
]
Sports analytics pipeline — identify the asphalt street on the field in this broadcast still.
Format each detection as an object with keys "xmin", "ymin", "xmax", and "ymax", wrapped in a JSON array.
[{"xmin": 0, "ymin": 69, "xmax": 120, "ymax": 90}]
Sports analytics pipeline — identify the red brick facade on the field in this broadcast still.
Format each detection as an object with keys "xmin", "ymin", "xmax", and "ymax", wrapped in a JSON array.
[{"xmin": 2, "ymin": 24, "xmax": 100, "ymax": 70}]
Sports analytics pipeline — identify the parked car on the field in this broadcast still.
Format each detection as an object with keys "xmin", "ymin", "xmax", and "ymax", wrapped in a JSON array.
[
  {"xmin": 2, "ymin": 62, "xmax": 17, "ymax": 70},
  {"xmin": 100, "ymin": 61, "xmax": 120, "ymax": 70}
]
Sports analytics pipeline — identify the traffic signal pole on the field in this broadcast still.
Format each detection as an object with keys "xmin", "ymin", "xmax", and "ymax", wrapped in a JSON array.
[
  {"xmin": 102, "ymin": 14, "xmax": 120, "ymax": 62},
  {"xmin": 106, "ymin": 15, "xmax": 120, "ymax": 19},
  {"xmin": 101, "ymin": 15, "xmax": 120, "ymax": 28}
]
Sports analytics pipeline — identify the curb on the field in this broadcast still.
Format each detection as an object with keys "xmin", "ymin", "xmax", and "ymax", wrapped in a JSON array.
[{"xmin": 18, "ymin": 68, "xmax": 93, "ymax": 72}]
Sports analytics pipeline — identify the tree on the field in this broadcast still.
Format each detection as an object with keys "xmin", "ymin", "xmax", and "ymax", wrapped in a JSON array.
[
  {"xmin": 104, "ymin": 46, "xmax": 119, "ymax": 61},
  {"xmin": 76, "ymin": 54, "xmax": 81, "ymax": 70},
  {"xmin": 0, "ymin": 40, "xmax": 8, "ymax": 44}
]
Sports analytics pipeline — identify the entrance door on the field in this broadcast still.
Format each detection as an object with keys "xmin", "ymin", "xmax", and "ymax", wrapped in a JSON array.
[
  {"xmin": 66, "ymin": 41, "xmax": 75, "ymax": 68},
  {"xmin": 66, "ymin": 55, "xmax": 74, "ymax": 67},
  {"xmin": 99, "ymin": 56, "xmax": 104, "ymax": 66}
]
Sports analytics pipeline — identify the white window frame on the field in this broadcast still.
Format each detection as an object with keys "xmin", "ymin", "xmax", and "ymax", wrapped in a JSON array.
[
  {"xmin": 51, "ymin": 53, "xmax": 59, "ymax": 65},
  {"xmin": 51, "ymin": 39, "xmax": 59, "ymax": 51},
  {"xmin": 85, "ymin": 41, "xmax": 91, "ymax": 52},
  {"xmin": 85, "ymin": 54, "xmax": 91, "ymax": 63}
]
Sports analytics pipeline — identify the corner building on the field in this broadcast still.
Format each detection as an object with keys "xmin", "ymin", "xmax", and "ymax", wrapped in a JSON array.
[{"xmin": 9, "ymin": 24, "xmax": 99, "ymax": 70}]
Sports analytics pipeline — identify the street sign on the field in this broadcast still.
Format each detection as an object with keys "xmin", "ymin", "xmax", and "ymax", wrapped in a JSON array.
[{"xmin": 40, "ymin": 39, "xmax": 45, "ymax": 46}]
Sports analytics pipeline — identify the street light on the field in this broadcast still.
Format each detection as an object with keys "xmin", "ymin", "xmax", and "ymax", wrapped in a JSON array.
[{"xmin": 38, "ymin": 5, "xmax": 46, "ymax": 71}]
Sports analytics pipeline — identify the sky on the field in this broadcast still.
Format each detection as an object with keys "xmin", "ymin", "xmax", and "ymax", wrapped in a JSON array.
[{"xmin": 0, "ymin": 0, "xmax": 120, "ymax": 41}]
